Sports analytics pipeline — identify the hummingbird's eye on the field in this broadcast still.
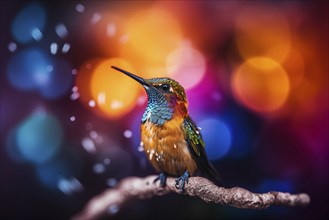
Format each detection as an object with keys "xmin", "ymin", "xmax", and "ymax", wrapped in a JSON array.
[{"xmin": 161, "ymin": 84, "xmax": 170, "ymax": 92}]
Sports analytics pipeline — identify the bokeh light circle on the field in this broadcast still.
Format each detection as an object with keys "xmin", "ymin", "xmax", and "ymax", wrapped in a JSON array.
[
  {"xmin": 36, "ymin": 158, "xmax": 70, "ymax": 188},
  {"xmin": 198, "ymin": 118, "xmax": 232, "ymax": 160},
  {"xmin": 7, "ymin": 47, "xmax": 50, "ymax": 90},
  {"xmin": 166, "ymin": 45, "xmax": 206, "ymax": 90},
  {"xmin": 235, "ymin": 7, "xmax": 290, "ymax": 62},
  {"xmin": 120, "ymin": 7, "xmax": 183, "ymax": 77},
  {"xmin": 232, "ymin": 57, "xmax": 290, "ymax": 113},
  {"xmin": 16, "ymin": 112, "xmax": 63, "ymax": 164},
  {"xmin": 11, "ymin": 3, "xmax": 46, "ymax": 43},
  {"xmin": 258, "ymin": 179, "xmax": 293, "ymax": 193},
  {"xmin": 76, "ymin": 58, "xmax": 104, "ymax": 105},
  {"xmin": 38, "ymin": 58, "xmax": 73, "ymax": 99},
  {"xmin": 90, "ymin": 58, "xmax": 142, "ymax": 119},
  {"xmin": 6, "ymin": 127, "xmax": 27, "ymax": 163},
  {"xmin": 7, "ymin": 47, "xmax": 73, "ymax": 99}
]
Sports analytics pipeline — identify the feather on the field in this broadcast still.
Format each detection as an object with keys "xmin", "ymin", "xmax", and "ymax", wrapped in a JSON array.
[{"xmin": 183, "ymin": 117, "xmax": 221, "ymax": 183}]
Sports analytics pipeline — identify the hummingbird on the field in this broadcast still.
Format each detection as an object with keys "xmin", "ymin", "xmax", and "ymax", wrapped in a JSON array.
[{"xmin": 111, "ymin": 66, "xmax": 219, "ymax": 192}]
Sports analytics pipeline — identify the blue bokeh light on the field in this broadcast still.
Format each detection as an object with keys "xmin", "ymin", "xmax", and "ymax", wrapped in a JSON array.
[
  {"xmin": 11, "ymin": 3, "xmax": 46, "ymax": 43},
  {"xmin": 7, "ymin": 48, "xmax": 73, "ymax": 99},
  {"xmin": 16, "ymin": 112, "xmax": 63, "ymax": 164},
  {"xmin": 36, "ymin": 157, "xmax": 71, "ymax": 188},
  {"xmin": 5, "ymin": 127, "xmax": 27, "ymax": 163},
  {"xmin": 57, "ymin": 177, "xmax": 83, "ymax": 195},
  {"xmin": 7, "ymin": 47, "xmax": 50, "ymax": 90},
  {"xmin": 198, "ymin": 118, "xmax": 232, "ymax": 160},
  {"xmin": 220, "ymin": 106, "xmax": 261, "ymax": 159},
  {"xmin": 38, "ymin": 58, "xmax": 73, "ymax": 99},
  {"xmin": 258, "ymin": 179, "xmax": 294, "ymax": 193}
]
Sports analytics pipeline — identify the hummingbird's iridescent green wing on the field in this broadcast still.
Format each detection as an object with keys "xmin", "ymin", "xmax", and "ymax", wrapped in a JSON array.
[
  {"xmin": 183, "ymin": 116, "xmax": 221, "ymax": 182},
  {"xmin": 182, "ymin": 117, "xmax": 205, "ymax": 157}
]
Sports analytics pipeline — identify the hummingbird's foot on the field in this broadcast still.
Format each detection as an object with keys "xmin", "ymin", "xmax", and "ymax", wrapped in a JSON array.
[
  {"xmin": 154, "ymin": 172, "xmax": 167, "ymax": 187},
  {"xmin": 175, "ymin": 171, "xmax": 189, "ymax": 193}
]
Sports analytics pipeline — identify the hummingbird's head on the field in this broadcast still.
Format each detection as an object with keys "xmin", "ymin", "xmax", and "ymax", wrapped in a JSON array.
[
  {"xmin": 145, "ymin": 77, "xmax": 187, "ymax": 103},
  {"xmin": 111, "ymin": 66, "xmax": 188, "ymax": 118}
]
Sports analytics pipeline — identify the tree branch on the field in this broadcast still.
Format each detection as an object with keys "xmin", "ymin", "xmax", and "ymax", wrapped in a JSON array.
[{"xmin": 72, "ymin": 175, "xmax": 310, "ymax": 220}]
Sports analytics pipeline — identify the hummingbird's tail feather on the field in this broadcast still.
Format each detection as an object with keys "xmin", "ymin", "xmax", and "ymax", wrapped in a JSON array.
[{"xmin": 199, "ymin": 158, "xmax": 222, "ymax": 185}]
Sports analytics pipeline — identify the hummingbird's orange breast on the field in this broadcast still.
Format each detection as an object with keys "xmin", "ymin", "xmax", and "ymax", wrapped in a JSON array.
[{"xmin": 141, "ymin": 116, "xmax": 198, "ymax": 176}]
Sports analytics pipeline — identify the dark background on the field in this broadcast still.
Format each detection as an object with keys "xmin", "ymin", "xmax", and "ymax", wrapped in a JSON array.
[{"xmin": 1, "ymin": 1, "xmax": 328, "ymax": 219}]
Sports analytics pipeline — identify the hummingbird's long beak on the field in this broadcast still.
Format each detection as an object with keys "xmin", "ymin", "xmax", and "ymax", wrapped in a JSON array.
[{"xmin": 111, "ymin": 66, "xmax": 149, "ymax": 88}]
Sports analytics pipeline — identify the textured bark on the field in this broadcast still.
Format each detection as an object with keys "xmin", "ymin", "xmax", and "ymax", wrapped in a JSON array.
[{"xmin": 72, "ymin": 175, "xmax": 310, "ymax": 220}]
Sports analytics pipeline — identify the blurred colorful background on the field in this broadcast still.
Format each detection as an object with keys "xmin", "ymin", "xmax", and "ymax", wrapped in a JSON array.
[{"xmin": 1, "ymin": 1, "xmax": 328, "ymax": 219}]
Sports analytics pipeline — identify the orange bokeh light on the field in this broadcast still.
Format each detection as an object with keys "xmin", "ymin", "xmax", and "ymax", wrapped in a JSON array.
[
  {"xmin": 76, "ymin": 58, "xmax": 104, "ymax": 105},
  {"xmin": 120, "ymin": 7, "xmax": 183, "ymax": 78},
  {"xmin": 90, "ymin": 58, "xmax": 143, "ymax": 119},
  {"xmin": 232, "ymin": 57, "xmax": 290, "ymax": 113},
  {"xmin": 235, "ymin": 6, "xmax": 291, "ymax": 62}
]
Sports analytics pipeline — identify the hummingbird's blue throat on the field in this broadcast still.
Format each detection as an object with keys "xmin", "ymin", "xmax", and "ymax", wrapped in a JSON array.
[{"xmin": 142, "ymin": 88, "xmax": 173, "ymax": 125}]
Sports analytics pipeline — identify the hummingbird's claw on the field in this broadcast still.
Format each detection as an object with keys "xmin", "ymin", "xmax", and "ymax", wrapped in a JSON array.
[
  {"xmin": 175, "ymin": 171, "xmax": 189, "ymax": 193},
  {"xmin": 154, "ymin": 172, "xmax": 167, "ymax": 187}
]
